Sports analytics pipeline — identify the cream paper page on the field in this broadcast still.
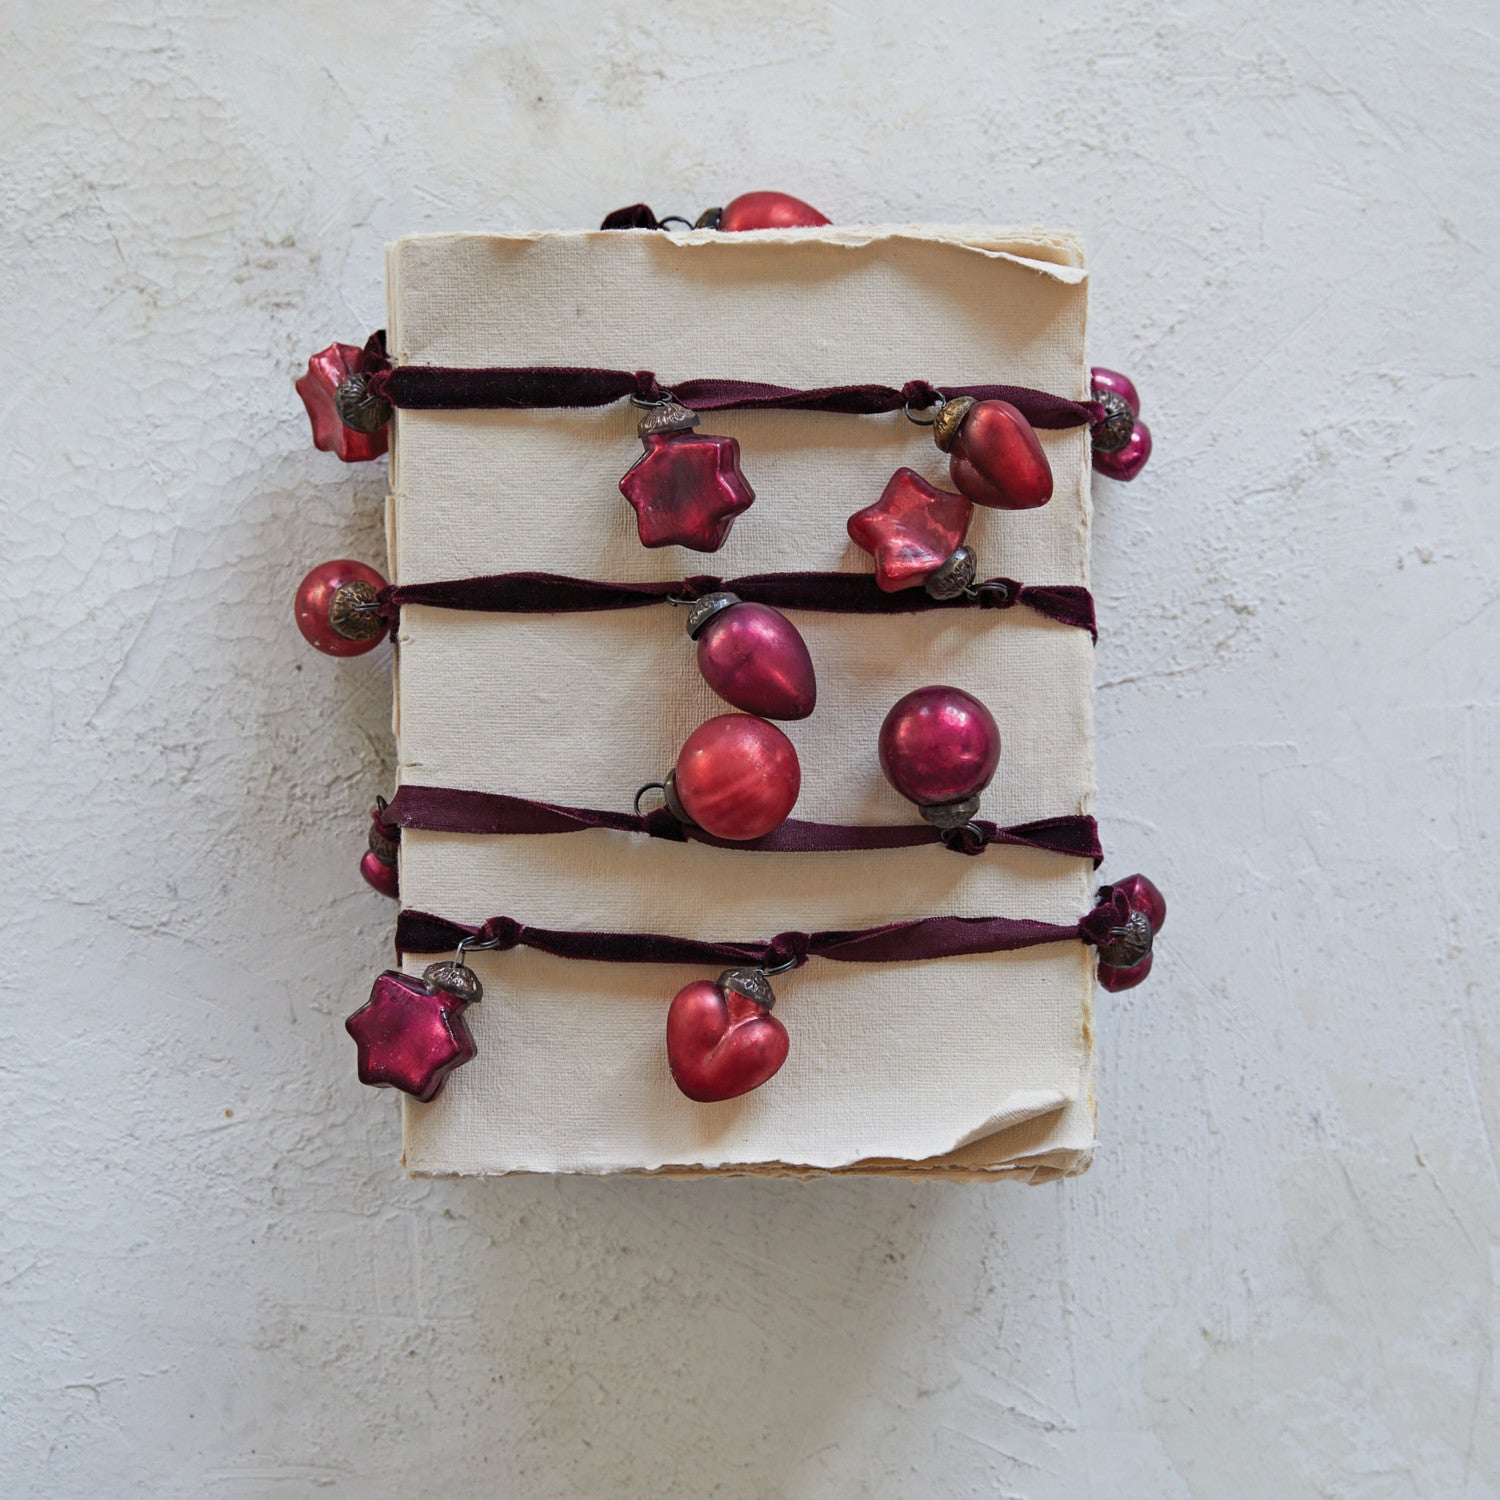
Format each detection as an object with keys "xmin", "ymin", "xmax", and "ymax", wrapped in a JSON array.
[{"xmin": 386, "ymin": 227, "xmax": 1096, "ymax": 1176}]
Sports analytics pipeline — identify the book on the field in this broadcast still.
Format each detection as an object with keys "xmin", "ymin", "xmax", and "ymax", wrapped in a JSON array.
[{"xmin": 386, "ymin": 224, "xmax": 1097, "ymax": 1178}]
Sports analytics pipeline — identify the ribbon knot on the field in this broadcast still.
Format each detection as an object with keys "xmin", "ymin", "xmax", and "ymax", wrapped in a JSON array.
[
  {"xmin": 677, "ymin": 574, "xmax": 723, "ymax": 602},
  {"xmin": 632, "ymin": 370, "xmax": 667, "ymax": 404},
  {"xmin": 1079, "ymin": 889, "xmax": 1132, "ymax": 947},
  {"xmin": 900, "ymin": 379, "xmax": 944, "ymax": 410},
  {"xmin": 475, "ymin": 916, "xmax": 524, "ymax": 952},
  {"xmin": 765, "ymin": 931, "xmax": 812, "ymax": 970},
  {"xmin": 942, "ymin": 823, "xmax": 991, "ymax": 857},
  {"xmin": 641, "ymin": 807, "xmax": 690, "ymax": 842}
]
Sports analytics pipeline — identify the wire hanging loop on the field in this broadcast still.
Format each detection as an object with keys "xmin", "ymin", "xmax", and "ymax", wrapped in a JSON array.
[
  {"xmin": 760, "ymin": 952, "xmax": 801, "ymax": 977},
  {"xmin": 629, "ymin": 386, "xmax": 677, "ymax": 409},
  {"xmin": 633, "ymin": 781, "xmax": 669, "ymax": 817},
  {"xmin": 903, "ymin": 388, "xmax": 947, "ymax": 426},
  {"xmin": 455, "ymin": 931, "xmax": 512, "ymax": 965}
]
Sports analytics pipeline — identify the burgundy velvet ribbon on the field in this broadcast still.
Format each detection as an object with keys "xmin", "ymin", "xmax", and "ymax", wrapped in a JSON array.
[
  {"xmin": 380, "ymin": 784, "xmax": 1102, "ymax": 863},
  {"xmin": 360, "ymin": 346, "xmax": 1100, "ymax": 430},
  {"xmin": 396, "ymin": 891, "xmax": 1131, "ymax": 970},
  {"xmin": 379, "ymin": 570, "xmax": 1096, "ymax": 639}
]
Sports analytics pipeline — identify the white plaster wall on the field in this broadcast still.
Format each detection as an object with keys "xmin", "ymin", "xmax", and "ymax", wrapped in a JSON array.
[{"xmin": 3, "ymin": 2, "xmax": 1495, "ymax": 1494}]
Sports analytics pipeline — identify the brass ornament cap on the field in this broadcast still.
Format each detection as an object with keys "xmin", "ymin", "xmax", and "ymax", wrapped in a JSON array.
[
  {"xmin": 1096, "ymin": 908, "xmax": 1154, "ymax": 970},
  {"xmin": 334, "ymin": 372, "xmax": 393, "ymax": 435},
  {"xmin": 328, "ymin": 580, "xmax": 385, "ymax": 643},
  {"xmin": 1091, "ymin": 389, "xmax": 1136, "ymax": 455},
  {"xmin": 637, "ymin": 401, "xmax": 701, "ymax": 438},
  {"xmin": 924, "ymin": 546, "xmax": 978, "ymax": 601},
  {"xmin": 685, "ymin": 591, "xmax": 742, "ymax": 640},
  {"xmin": 717, "ymin": 967, "xmax": 777, "ymax": 1011},
  {"xmin": 932, "ymin": 396, "xmax": 977, "ymax": 453},
  {"xmin": 421, "ymin": 961, "xmax": 484, "ymax": 1006},
  {"xmin": 917, "ymin": 792, "xmax": 983, "ymax": 832}
]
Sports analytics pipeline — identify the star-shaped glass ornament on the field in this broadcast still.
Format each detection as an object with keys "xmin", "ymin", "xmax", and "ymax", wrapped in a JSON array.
[
  {"xmin": 344, "ymin": 962, "xmax": 482, "ymax": 1102},
  {"xmin": 296, "ymin": 342, "xmax": 391, "ymax": 463},
  {"xmin": 618, "ymin": 402, "xmax": 755, "ymax": 552},
  {"xmin": 847, "ymin": 467, "xmax": 974, "ymax": 592}
]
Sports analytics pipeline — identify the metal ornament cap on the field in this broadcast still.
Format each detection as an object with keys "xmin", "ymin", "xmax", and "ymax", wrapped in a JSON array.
[
  {"xmin": 637, "ymin": 401, "xmax": 701, "ymax": 438},
  {"xmin": 666, "ymin": 976, "xmax": 791, "ymax": 1102},
  {"xmin": 1096, "ymin": 908, "xmax": 1154, "ymax": 971},
  {"xmin": 717, "ymin": 966, "xmax": 777, "ymax": 1011},
  {"xmin": 685, "ymin": 591, "xmax": 743, "ymax": 639},
  {"xmin": 924, "ymin": 546, "xmax": 978, "ymax": 601},
  {"xmin": 421, "ymin": 961, "xmax": 484, "ymax": 1006},
  {"xmin": 1090, "ymin": 388, "xmax": 1136, "ymax": 454},
  {"xmin": 931, "ymin": 397, "xmax": 977, "ymax": 454},
  {"xmin": 334, "ymin": 372, "xmax": 393, "ymax": 435},
  {"xmin": 917, "ymin": 792, "xmax": 983, "ymax": 832}
]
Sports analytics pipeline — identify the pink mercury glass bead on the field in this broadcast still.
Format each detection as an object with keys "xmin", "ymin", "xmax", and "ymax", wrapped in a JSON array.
[
  {"xmin": 1090, "ymin": 366, "xmax": 1140, "ymax": 415},
  {"xmin": 691, "ymin": 595, "xmax": 816, "ymax": 720},
  {"xmin": 1090, "ymin": 367, "xmax": 1153, "ymax": 481},
  {"xmin": 294, "ymin": 559, "xmax": 388, "ymax": 657},
  {"xmin": 296, "ymin": 342, "xmax": 390, "ymax": 462},
  {"xmin": 359, "ymin": 849, "xmax": 399, "ymax": 899},
  {"xmin": 345, "ymin": 964, "xmax": 482, "ymax": 1102},
  {"xmin": 671, "ymin": 714, "xmax": 801, "ymax": 842},
  {"xmin": 717, "ymin": 191, "xmax": 830, "ymax": 230},
  {"xmin": 1113, "ymin": 872, "xmax": 1167, "ymax": 934},
  {"xmin": 879, "ymin": 686, "xmax": 1001, "ymax": 822},
  {"xmin": 666, "ymin": 972, "xmax": 791, "ymax": 1102},
  {"xmin": 619, "ymin": 402, "xmax": 755, "ymax": 552},
  {"xmin": 1093, "ymin": 419, "xmax": 1153, "ymax": 482},
  {"xmin": 1099, "ymin": 948, "xmax": 1154, "ymax": 992},
  {"xmin": 847, "ymin": 468, "xmax": 975, "ymax": 593}
]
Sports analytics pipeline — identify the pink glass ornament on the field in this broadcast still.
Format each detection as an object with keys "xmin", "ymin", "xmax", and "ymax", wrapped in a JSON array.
[
  {"xmin": 1090, "ymin": 367, "xmax": 1152, "ymax": 482},
  {"xmin": 692, "ymin": 595, "xmax": 816, "ymax": 720},
  {"xmin": 359, "ymin": 850, "xmax": 399, "ymax": 899},
  {"xmin": 1095, "ymin": 872, "xmax": 1167, "ymax": 991},
  {"xmin": 296, "ymin": 343, "xmax": 390, "ymax": 462},
  {"xmin": 294, "ymin": 559, "xmax": 388, "ymax": 657},
  {"xmin": 718, "ymin": 191, "xmax": 829, "ymax": 230},
  {"xmin": 619, "ymin": 402, "xmax": 754, "ymax": 552},
  {"xmin": 1091, "ymin": 367, "xmax": 1140, "ymax": 415},
  {"xmin": 847, "ymin": 467, "xmax": 975, "ymax": 593},
  {"xmin": 672, "ymin": 714, "xmax": 801, "ymax": 842},
  {"xmin": 934, "ymin": 398, "xmax": 1053, "ymax": 510},
  {"xmin": 1113, "ymin": 872, "xmax": 1167, "ymax": 933},
  {"xmin": 1098, "ymin": 948, "xmax": 1154, "ymax": 992},
  {"xmin": 879, "ymin": 686, "xmax": 1001, "ymax": 819},
  {"xmin": 345, "ymin": 964, "xmax": 481, "ymax": 1101},
  {"xmin": 1093, "ymin": 420, "xmax": 1153, "ymax": 482},
  {"xmin": 666, "ymin": 969, "xmax": 790, "ymax": 1101}
]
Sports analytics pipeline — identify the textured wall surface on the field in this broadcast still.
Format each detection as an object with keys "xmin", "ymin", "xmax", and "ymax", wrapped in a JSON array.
[{"xmin": 3, "ymin": 3, "xmax": 1496, "ymax": 1495}]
